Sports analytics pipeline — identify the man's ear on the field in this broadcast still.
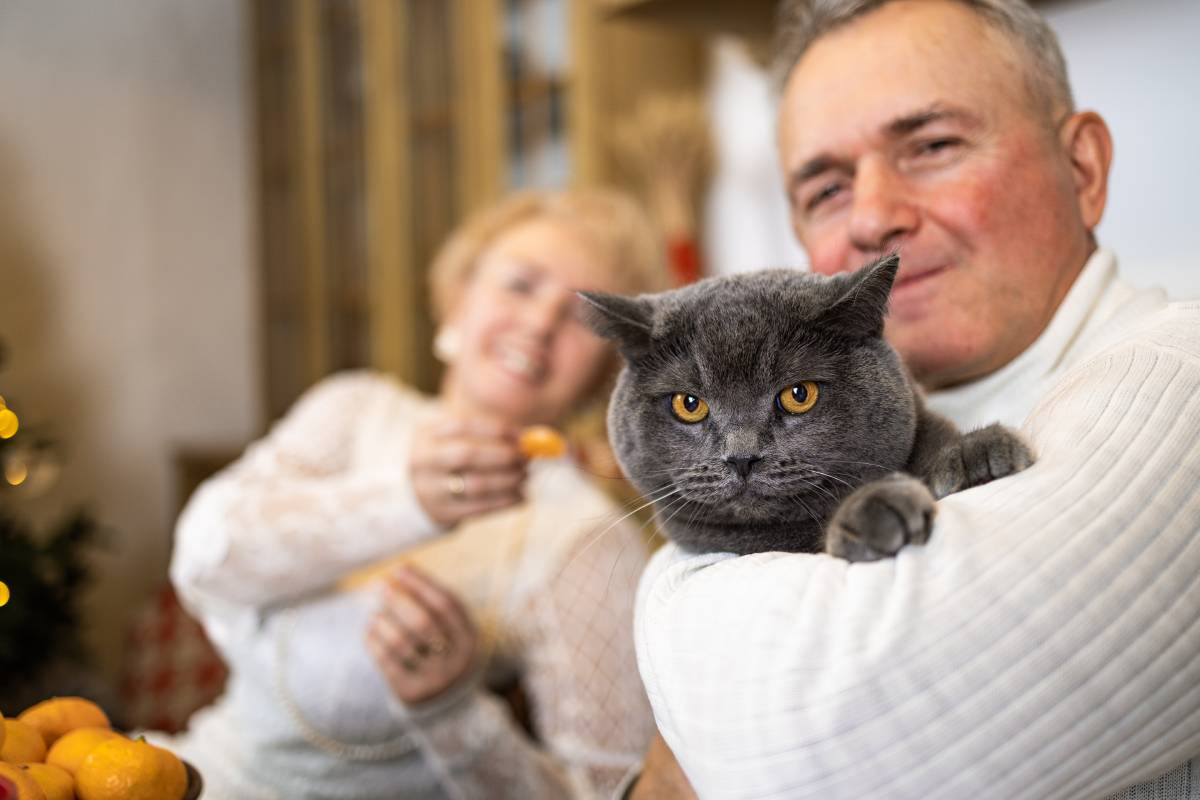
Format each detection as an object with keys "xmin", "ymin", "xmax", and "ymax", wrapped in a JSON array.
[
  {"xmin": 1059, "ymin": 110, "xmax": 1113, "ymax": 232},
  {"xmin": 577, "ymin": 291, "xmax": 654, "ymax": 357}
]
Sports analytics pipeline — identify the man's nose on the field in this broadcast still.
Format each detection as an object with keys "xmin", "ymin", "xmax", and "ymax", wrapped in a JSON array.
[{"xmin": 847, "ymin": 156, "xmax": 918, "ymax": 254}]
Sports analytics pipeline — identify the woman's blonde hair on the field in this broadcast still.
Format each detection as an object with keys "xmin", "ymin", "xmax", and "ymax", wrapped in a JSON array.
[{"xmin": 428, "ymin": 187, "xmax": 668, "ymax": 322}]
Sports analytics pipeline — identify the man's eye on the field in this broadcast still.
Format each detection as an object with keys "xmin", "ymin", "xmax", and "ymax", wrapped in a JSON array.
[
  {"xmin": 914, "ymin": 138, "xmax": 961, "ymax": 157},
  {"xmin": 806, "ymin": 181, "xmax": 844, "ymax": 212}
]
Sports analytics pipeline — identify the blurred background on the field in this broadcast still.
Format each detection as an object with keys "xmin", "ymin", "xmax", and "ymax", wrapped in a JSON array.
[{"xmin": 0, "ymin": 0, "xmax": 1197, "ymax": 724}]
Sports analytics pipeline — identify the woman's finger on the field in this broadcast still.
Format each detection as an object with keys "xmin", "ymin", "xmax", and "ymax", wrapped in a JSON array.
[
  {"xmin": 426, "ymin": 438, "xmax": 526, "ymax": 472},
  {"xmin": 371, "ymin": 608, "xmax": 414, "ymax": 654},
  {"xmin": 415, "ymin": 463, "xmax": 525, "ymax": 501},
  {"xmin": 388, "ymin": 566, "xmax": 474, "ymax": 644},
  {"xmin": 381, "ymin": 578, "xmax": 458, "ymax": 655},
  {"xmin": 452, "ymin": 468, "xmax": 526, "ymax": 500},
  {"xmin": 432, "ymin": 417, "xmax": 520, "ymax": 442},
  {"xmin": 367, "ymin": 627, "xmax": 420, "ymax": 681},
  {"xmin": 451, "ymin": 491, "xmax": 523, "ymax": 518}
]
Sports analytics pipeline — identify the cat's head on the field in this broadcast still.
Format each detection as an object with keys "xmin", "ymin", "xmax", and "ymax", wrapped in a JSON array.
[{"xmin": 581, "ymin": 255, "xmax": 917, "ymax": 554}]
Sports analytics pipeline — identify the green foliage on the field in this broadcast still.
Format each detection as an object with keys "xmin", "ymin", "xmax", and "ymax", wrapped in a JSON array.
[
  {"xmin": 0, "ymin": 338, "xmax": 101, "ymax": 682},
  {"xmin": 0, "ymin": 508, "xmax": 100, "ymax": 677}
]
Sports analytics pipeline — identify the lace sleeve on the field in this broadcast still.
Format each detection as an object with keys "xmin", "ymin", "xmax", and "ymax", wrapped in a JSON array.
[
  {"xmin": 172, "ymin": 372, "xmax": 441, "ymax": 611},
  {"xmin": 403, "ymin": 522, "xmax": 656, "ymax": 799}
]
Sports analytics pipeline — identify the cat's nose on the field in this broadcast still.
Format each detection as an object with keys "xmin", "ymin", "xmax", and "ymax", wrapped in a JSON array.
[{"xmin": 723, "ymin": 455, "xmax": 761, "ymax": 480}]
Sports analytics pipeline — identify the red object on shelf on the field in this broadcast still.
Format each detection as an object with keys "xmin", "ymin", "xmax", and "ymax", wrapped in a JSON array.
[{"xmin": 668, "ymin": 236, "xmax": 702, "ymax": 285}]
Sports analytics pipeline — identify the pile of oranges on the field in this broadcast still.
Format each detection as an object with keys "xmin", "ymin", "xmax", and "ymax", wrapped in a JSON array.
[{"xmin": 0, "ymin": 697, "xmax": 188, "ymax": 800}]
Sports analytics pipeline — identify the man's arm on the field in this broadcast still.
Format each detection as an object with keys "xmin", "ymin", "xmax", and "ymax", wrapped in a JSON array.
[
  {"xmin": 628, "ymin": 734, "xmax": 697, "ymax": 800},
  {"xmin": 638, "ymin": 341, "xmax": 1200, "ymax": 799}
]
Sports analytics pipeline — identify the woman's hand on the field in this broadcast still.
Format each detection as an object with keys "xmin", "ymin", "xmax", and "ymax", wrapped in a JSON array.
[
  {"xmin": 410, "ymin": 415, "xmax": 527, "ymax": 528},
  {"xmin": 366, "ymin": 565, "xmax": 478, "ymax": 705}
]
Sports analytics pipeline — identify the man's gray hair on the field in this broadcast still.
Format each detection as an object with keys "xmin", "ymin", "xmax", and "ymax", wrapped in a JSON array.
[{"xmin": 774, "ymin": 0, "xmax": 1075, "ymax": 120}]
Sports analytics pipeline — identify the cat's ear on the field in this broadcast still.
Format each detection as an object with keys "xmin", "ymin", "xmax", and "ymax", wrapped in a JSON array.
[
  {"xmin": 816, "ymin": 253, "xmax": 899, "ymax": 338},
  {"xmin": 577, "ymin": 291, "xmax": 654, "ymax": 356}
]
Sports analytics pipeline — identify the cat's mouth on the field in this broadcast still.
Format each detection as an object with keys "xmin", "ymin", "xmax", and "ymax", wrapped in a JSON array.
[
  {"xmin": 668, "ymin": 484, "xmax": 828, "ymax": 525},
  {"xmin": 661, "ymin": 514, "xmax": 826, "ymax": 555}
]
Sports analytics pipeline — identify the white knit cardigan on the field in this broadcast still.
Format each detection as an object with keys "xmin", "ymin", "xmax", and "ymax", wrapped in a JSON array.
[
  {"xmin": 635, "ymin": 249, "xmax": 1200, "ymax": 799},
  {"xmin": 167, "ymin": 374, "xmax": 655, "ymax": 799}
]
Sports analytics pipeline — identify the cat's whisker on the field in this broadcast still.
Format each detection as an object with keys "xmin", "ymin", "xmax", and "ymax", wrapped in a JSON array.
[
  {"xmin": 647, "ymin": 492, "xmax": 694, "ymax": 541},
  {"xmin": 602, "ymin": 480, "xmax": 687, "ymax": 515},
  {"xmin": 556, "ymin": 485, "xmax": 683, "ymax": 579},
  {"xmin": 785, "ymin": 493, "xmax": 824, "ymax": 526},
  {"xmin": 600, "ymin": 512, "xmax": 664, "ymax": 601},
  {"xmin": 656, "ymin": 494, "xmax": 695, "ymax": 536},
  {"xmin": 570, "ymin": 460, "xmax": 707, "ymax": 485},
  {"xmin": 782, "ymin": 475, "xmax": 842, "ymax": 505},
  {"xmin": 813, "ymin": 458, "xmax": 893, "ymax": 471},
  {"xmin": 789, "ymin": 466, "xmax": 858, "ymax": 492}
]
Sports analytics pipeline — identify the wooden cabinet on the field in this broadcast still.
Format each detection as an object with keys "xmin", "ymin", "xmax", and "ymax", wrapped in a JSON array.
[
  {"xmin": 251, "ymin": 0, "xmax": 704, "ymax": 421},
  {"xmin": 598, "ymin": 0, "xmax": 777, "ymax": 40}
]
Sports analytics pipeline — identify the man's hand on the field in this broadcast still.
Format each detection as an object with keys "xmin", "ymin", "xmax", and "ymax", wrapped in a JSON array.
[
  {"xmin": 410, "ymin": 415, "xmax": 527, "ymax": 528},
  {"xmin": 366, "ymin": 566, "xmax": 477, "ymax": 705},
  {"xmin": 630, "ymin": 733, "xmax": 697, "ymax": 800}
]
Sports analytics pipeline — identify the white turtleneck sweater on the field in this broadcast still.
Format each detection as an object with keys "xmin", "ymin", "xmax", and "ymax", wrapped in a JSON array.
[{"xmin": 635, "ymin": 249, "xmax": 1200, "ymax": 799}]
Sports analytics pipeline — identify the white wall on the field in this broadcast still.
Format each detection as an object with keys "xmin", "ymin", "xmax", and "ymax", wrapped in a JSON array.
[
  {"xmin": 705, "ymin": 0, "xmax": 1200, "ymax": 299},
  {"xmin": 0, "ymin": 1, "xmax": 258, "ymax": 684},
  {"xmin": 1043, "ymin": 0, "xmax": 1200, "ymax": 298},
  {"xmin": 704, "ymin": 39, "xmax": 808, "ymax": 275}
]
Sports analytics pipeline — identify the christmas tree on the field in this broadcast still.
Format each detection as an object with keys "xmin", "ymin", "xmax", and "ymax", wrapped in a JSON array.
[{"xmin": 0, "ymin": 337, "xmax": 101, "ymax": 713}]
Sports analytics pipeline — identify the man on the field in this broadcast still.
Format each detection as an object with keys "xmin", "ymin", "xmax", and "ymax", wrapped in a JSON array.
[{"xmin": 629, "ymin": 0, "xmax": 1200, "ymax": 797}]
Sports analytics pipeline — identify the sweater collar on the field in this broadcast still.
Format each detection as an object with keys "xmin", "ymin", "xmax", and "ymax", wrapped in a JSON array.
[{"xmin": 925, "ymin": 248, "xmax": 1118, "ymax": 430}]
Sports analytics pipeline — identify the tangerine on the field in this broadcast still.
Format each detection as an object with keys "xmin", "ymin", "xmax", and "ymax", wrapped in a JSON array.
[
  {"xmin": 0, "ymin": 721, "xmax": 46, "ymax": 765},
  {"xmin": 0, "ymin": 762, "xmax": 46, "ymax": 800},
  {"xmin": 519, "ymin": 425, "xmax": 567, "ymax": 459},
  {"xmin": 18, "ymin": 698, "xmax": 110, "ymax": 749},
  {"xmin": 45, "ymin": 728, "xmax": 120, "ymax": 776},
  {"xmin": 19, "ymin": 764, "xmax": 70, "ymax": 800},
  {"xmin": 75, "ymin": 737, "xmax": 186, "ymax": 800}
]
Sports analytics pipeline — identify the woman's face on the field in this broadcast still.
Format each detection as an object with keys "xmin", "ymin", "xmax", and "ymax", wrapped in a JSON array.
[{"xmin": 440, "ymin": 217, "xmax": 619, "ymax": 427}]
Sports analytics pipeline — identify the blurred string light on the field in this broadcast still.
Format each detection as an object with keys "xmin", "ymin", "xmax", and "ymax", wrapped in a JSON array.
[
  {"xmin": 5, "ymin": 457, "xmax": 28, "ymax": 487},
  {"xmin": 0, "ymin": 394, "xmax": 59, "ymax": 493},
  {"xmin": 0, "ymin": 394, "xmax": 19, "ymax": 439}
]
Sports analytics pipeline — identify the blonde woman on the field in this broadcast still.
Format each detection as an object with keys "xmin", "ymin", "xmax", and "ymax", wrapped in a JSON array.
[{"xmin": 167, "ymin": 188, "xmax": 668, "ymax": 799}]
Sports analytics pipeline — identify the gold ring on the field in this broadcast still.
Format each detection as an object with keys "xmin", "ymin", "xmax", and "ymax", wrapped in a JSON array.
[{"xmin": 445, "ymin": 472, "xmax": 467, "ymax": 499}]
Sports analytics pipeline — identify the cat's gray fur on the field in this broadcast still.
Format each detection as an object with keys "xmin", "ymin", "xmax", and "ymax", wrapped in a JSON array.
[{"xmin": 582, "ymin": 255, "xmax": 1034, "ymax": 560}]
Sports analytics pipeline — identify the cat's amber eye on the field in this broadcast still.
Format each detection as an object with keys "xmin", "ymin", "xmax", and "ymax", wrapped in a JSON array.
[
  {"xmin": 778, "ymin": 382, "xmax": 820, "ymax": 414},
  {"xmin": 670, "ymin": 393, "xmax": 709, "ymax": 423}
]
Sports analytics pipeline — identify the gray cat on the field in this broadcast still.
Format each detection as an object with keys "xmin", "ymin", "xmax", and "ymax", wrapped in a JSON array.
[{"xmin": 581, "ymin": 255, "xmax": 1033, "ymax": 561}]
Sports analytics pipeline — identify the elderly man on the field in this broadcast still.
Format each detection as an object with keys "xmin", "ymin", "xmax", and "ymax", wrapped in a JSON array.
[{"xmin": 628, "ymin": 0, "xmax": 1200, "ymax": 798}]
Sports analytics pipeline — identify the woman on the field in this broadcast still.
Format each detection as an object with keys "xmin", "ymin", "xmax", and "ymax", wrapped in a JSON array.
[{"xmin": 166, "ymin": 188, "xmax": 668, "ymax": 799}]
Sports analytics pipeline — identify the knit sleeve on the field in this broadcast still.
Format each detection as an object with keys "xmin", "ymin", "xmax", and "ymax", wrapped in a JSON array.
[
  {"xmin": 637, "ymin": 338, "xmax": 1200, "ymax": 799},
  {"xmin": 405, "ymin": 521, "xmax": 656, "ymax": 799},
  {"xmin": 171, "ymin": 372, "xmax": 441, "ymax": 612}
]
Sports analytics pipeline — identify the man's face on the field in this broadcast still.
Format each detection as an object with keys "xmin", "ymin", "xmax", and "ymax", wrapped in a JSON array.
[{"xmin": 779, "ymin": 0, "xmax": 1095, "ymax": 389}]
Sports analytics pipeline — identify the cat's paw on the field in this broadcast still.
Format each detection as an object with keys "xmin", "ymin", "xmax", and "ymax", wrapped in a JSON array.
[
  {"xmin": 928, "ymin": 423, "xmax": 1035, "ymax": 500},
  {"xmin": 825, "ymin": 472, "xmax": 935, "ymax": 562}
]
